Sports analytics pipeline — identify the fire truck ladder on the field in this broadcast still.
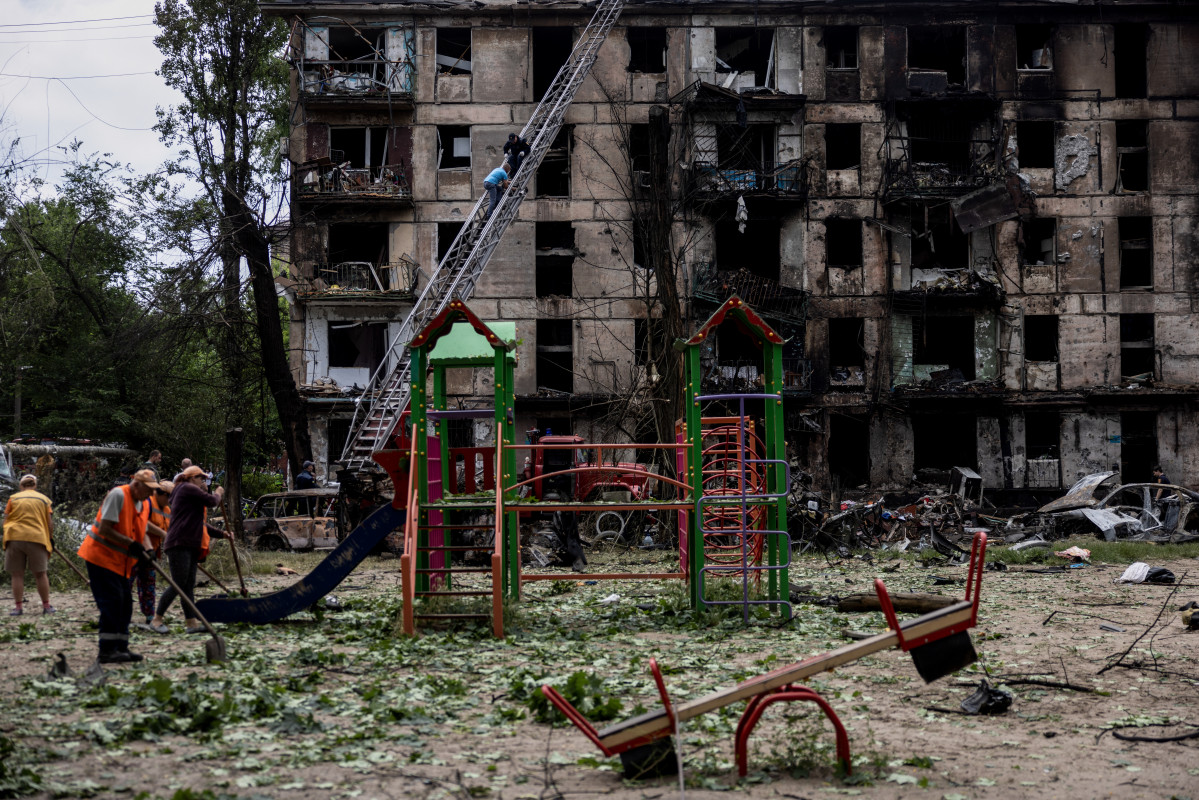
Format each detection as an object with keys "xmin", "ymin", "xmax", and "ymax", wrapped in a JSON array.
[{"xmin": 340, "ymin": 0, "xmax": 626, "ymax": 470}]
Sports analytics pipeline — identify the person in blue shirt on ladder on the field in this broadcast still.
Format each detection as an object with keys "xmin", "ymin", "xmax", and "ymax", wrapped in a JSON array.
[{"xmin": 483, "ymin": 162, "xmax": 509, "ymax": 220}]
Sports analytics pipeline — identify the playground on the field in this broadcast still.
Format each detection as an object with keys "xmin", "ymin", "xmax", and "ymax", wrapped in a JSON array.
[{"xmin": 2, "ymin": 544, "xmax": 1197, "ymax": 799}]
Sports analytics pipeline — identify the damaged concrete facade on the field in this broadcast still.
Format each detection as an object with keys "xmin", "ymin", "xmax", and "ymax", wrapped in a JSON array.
[{"xmin": 265, "ymin": 0, "xmax": 1199, "ymax": 496}]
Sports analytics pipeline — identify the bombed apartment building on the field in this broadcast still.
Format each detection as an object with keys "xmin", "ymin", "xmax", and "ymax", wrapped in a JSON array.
[{"xmin": 264, "ymin": 0, "xmax": 1199, "ymax": 496}]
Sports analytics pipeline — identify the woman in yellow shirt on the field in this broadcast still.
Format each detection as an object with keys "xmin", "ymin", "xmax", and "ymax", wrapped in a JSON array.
[{"xmin": 3, "ymin": 474, "xmax": 55, "ymax": 615}]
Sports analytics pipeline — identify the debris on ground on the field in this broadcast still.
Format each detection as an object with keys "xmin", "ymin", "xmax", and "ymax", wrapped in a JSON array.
[
  {"xmin": 960, "ymin": 679, "xmax": 1013, "ymax": 715},
  {"xmin": 1116, "ymin": 562, "xmax": 1176, "ymax": 584}
]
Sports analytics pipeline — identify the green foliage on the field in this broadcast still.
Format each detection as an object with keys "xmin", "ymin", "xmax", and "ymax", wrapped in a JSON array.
[
  {"xmin": 527, "ymin": 671, "xmax": 623, "ymax": 724},
  {"xmin": 0, "ymin": 733, "xmax": 44, "ymax": 797},
  {"xmin": 241, "ymin": 470, "xmax": 284, "ymax": 499}
]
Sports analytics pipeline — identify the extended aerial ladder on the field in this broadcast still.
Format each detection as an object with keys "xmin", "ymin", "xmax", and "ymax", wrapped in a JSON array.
[{"xmin": 340, "ymin": 0, "xmax": 626, "ymax": 470}]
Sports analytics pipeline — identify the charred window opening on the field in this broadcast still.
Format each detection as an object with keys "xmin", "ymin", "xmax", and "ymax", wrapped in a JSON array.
[
  {"xmin": 437, "ymin": 221, "xmax": 464, "ymax": 263},
  {"xmin": 1016, "ymin": 24, "xmax": 1054, "ymax": 70},
  {"xmin": 536, "ymin": 222, "xmax": 575, "ymax": 298},
  {"xmin": 913, "ymin": 414, "xmax": 977, "ymax": 471},
  {"xmin": 906, "ymin": 111, "xmax": 971, "ymax": 170},
  {"xmin": 829, "ymin": 414, "xmax": 869, "ymax": 488},
  {"xmin": 1119, "ymin": 411, "xmax": 1157, "ymax": 483},
  {"xmin": 634, "ymin": 318, "xmax": 667, "ymax": 366},
  {"xmin": 913, "ymin": 315, "xmax": 975, "ymax": 380},
  {"xmin": 329, "ymin": 127, "xmax": 388, "ymax": 169},
  {"xmin": 327, "ymin": 26, "xmax": 386, "ymax": 62},
  {"xmin": 536, "ymin": 125, "xmax": 572, "ymax": 197},
  {"xmin": 1017, "ymin": 121, "xmax": 1054, "ymax": 169},
  {"xmin": 1021, "ymin": 217, "xmax": 1055, "ymax": 266},
  {"xmin": 1025, "ymin": 411, "xmax": 1060, "ymax": 461},
  {"xmin": 829, "ymin": 318, "xmax": 865, "ymax": 367},
  {"xmin": 907, "ymin": 26, "xmax": 965, "ymax": 86},
  {"xmin": 1115, "ymin": 121, "xmax": 1149, "ymax": 193},
  {"xmin": 715, "ymin": 321, "xmax": 760, "ymax": 367},
  {"xmin": 534, "ymin": 27, "xmax": 574, "ymax": 99},
  {"xmin": 1120, "ymin": 313, "xmax": 1155, "ymax": 379},
  {"xmin": 826, "ymin": 218, "xmax": 862, "ymax": 269},
  {"xmin": 329, "ymin": 321, "xmax": 387, "ymax": 370},
  {"xmin": 329, "ymin": 223, "xmax": 389, "ymax": 266},
  {"xmin": 824, "ymin": 26, "xmax": 858, "ymax": 69},
  {"xmin": 536, "ymin": 319, "xmax": 574, "ymax": 393},
  {"xmin": 1119, "ymin": 216, "xmax": 1153, "ymax": 290},
  {"xmin": 1024, "ymin": 315, "xmax": 1059, "ymax": 362},
  {"xmin": 912, "ymin": 206, "xmax": 969, "ymax": 270},
  {"xmin": 628, "ymin": 123, "xmax": 652, "ymax": 187},
  {"xmin": 1114, "ymin": 24, "xmax": 1147, "ymax": 99},
  {"xmin": 627, "ymin": 27, "xmax": 666, "ymax": 73},
  {"xmin": 436, "ymin": 28, "xmax": 471, "ymax": 74},
  {"xmin": 436, "ymin": 125, "xmax": 470, "ymax": 169},
  {"xmin": 826, "ymin": 123, "xmax": 861, "ymax": 170},
  {"xmin": 715, "ymin": 28, "xmax": 775, "ymax": 89},
  {"xmin": 631, "ymin": 218, "xmax": 648, "ymax": 270},
  {"xmin": 715, "ymin": 215, "xmax": 780, "ymax": 281},
  {"xmin": 327, "ymin": 418, "xmax": 351, "ymax": 469},
  {"xmin": 716, "ymin": 124, "xmax": 775, "ymax": 170}
]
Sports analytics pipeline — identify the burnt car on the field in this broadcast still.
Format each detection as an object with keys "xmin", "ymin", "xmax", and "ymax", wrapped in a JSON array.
[
  {"xmin": 242, "ymin": 489, "xmax": 342, "ymax": 551},
  {"xmin": 1038, "ymin": 472, "xmax": 1199, "ymax": 542}
]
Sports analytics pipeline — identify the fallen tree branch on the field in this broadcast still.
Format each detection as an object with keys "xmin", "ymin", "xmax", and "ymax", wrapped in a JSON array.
[{"xmin": 1097, "ymin": 573, "xmax": 1184, "ymax": 676}]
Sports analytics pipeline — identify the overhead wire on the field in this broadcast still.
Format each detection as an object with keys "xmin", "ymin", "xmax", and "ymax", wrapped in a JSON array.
[{"xmin": 0, "ymin": 15, "xmax": 153, "ymax": 27}]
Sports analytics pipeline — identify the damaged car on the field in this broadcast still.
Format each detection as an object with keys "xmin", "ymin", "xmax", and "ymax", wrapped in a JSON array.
[
  {"xmin": 1037, "ymin": 472, "xmax": 1199, "ymax": 542},
  {"xmin": 241, "ymin": 489, "xmax": 343, "ymax": 551}
]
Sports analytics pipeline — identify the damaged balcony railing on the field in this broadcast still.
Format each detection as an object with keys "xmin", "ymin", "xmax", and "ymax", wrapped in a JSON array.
[
  {"xmin": 294, "ymin": 258, "xmax": 419, "ymax": 299},
  {"xmin": 298, "ymin": 57, "xmax": 414, "ymax": 98},
  {"xmin": 692, "ymin": 262, "xmax": 808, "ymax": 326},
  {"xmin": 689, "ymin": 160, "xmax": 806, "ymax": 197},
  {"xmin": 296, "ymin": 163, "xmax": 411, "ymax": 199},
  {"xmin": 698, "ymin": 358, "xmax": 811, "ymax": 396}
]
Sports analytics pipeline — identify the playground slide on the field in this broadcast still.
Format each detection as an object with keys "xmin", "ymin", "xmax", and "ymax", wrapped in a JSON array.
[{"xmin": 194, "ymin": 503, "xmax": 406, "ymax": 624}]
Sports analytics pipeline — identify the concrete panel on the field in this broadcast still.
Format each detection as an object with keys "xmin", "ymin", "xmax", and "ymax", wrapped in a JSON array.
[
  {"xmin": 577, "ymin": 24, "xmax": 624, "ymax": 105},
  {"xmin": 859, "ymin": 27, "xmax": 885, "ymax": 101},
  {"xmin": 414, "ymin": 28, "xmax": 435, "ymax": 102},
  {"xmin": 975, "ymin": 312, "xmax": 998, "ymax": 381},
  {"xmin": 690, "ymin": 27, "xmax": 716, "ymax": 83},
  {"xmin": 435, "ymin": 74, "xmax": 471, "ymax": 103},
  {"xmin": 976, "ymin": 417, "xmax": 1004, "ymax": 489},
  {"xmin": 802, "ymin": 27, "xmax": 825, "ymax": 101},
  {"xmin": 1158, "ymin": 314, "xmax": 1199, "ymax": 385},
  {"xmin": 806, "ymin": 124, "xmax": 827, "ymax": 194},
  {"xmin": 1059, "ymin": 314, "xmax": 1114, "ymax": 388},
  {"xmin": 779, "ymin": 215, "xmax": 806, "ymax": 291},
  {"xmin": 471, "ymin": 28, "xmax": 528, "ymax": 103},
  {"xmin": 437, "ymin": 169, "xmax": 473, "ymax": 201},
  {"xmin": 860, "ymin": 123, "xmax": 884, "ymax": 192},
  {"xmin": 1148, "ymin": 24, "xmax": 1199, "ymax": 98},
  {"xmin": 1057, "ymin": 217, "xmax": 1104, "ymax": 292},
  {"xmin": 1061, "ymin": 412, "xmax": 1120, "ymax": 485},
  {"xmin": 1054, "ymin": 122, "xmax": 1100, "ymax": 193},
  {"xmin": 993, "ymin": 25, "xmax": 1016, "ymax": 95},
  {"xmin": 474, "ymin": 221, "xmax": 533, "ymax": 298},
  {"xmin": 1167, "ymin": 212, "xmax": 1199, "ymax": 293},
  {"xmin": 869, "ymin": 413, "xmax": 913, "ymax": 487},
  {"xmin": 967, "ymin": 25, "xmax": 995, "ymax": 94},
  {"xmin": 1055, "ymin": 25, "xmax": 1115, "ymax": 97},
  {"xmin": 1150, "ymin": 121, "xmax": 1199, "ymax": 194},
  {"xmin": 827, "ymin": 169, "xmax": 860, "ymax": 197},
  {"xmin": 1157, "ymin": 407, "xmax": 1199, "ymax": 489}
]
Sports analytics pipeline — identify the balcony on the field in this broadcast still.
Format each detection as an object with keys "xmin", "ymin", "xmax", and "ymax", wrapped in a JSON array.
[
  {"xmin": 692, "ymin": 262, "xmax": 807, "ymax": 326},
  {"xmin": 687, "ymin": 161, "xmax": 807, "ymax": 201},
  {"xmin": 697, "ymin": 358, "xmax": 812, "ymax": 397},
  {"xmin": 298, "ymin": 58, "xmax": 414, "ymax": 109},
  {"xmin": 294, "ymin": 258, "xmax": 419, "ymax": 302},
  {"xmin": 295, "ymin": 163, "xmax": 412, "ymax": 206}
]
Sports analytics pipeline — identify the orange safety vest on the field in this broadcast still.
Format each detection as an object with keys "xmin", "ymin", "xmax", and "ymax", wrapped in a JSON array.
[
  {"xmin": 199, "ymin": 508, "xmax": 210, "ymax": 560},
  {"xmin": 147, "ymin": 495, "xmax": 170, "ymax": 556},
  {"xmin": 77, "ymin": 485, "xmax": 150, "ymax": 578}
]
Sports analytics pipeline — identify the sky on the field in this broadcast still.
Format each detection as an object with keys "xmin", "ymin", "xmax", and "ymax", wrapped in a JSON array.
[{"xmin": 0, "ymin": 0, "xmax": 183, "ymax": 187}]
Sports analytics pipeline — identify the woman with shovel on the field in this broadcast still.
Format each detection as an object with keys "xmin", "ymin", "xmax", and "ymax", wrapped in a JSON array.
[
  {"xmin": 77, "ymin": 469, "xmax": 168, "ymax": 664},
  {"xmin": 151, "ymin": 466, "xmax": 224, "ymax": 634}
]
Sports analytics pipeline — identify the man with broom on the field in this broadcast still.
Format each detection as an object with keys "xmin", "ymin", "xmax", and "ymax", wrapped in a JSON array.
[{"xmin": 77, "ymin": 469, "xmax": 168, "ymax": 664}]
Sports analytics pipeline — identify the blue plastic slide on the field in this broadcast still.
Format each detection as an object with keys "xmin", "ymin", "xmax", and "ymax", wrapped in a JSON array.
[{"xmin": 195, "ymin": 503, "xmax": 405, "ymax": 624}]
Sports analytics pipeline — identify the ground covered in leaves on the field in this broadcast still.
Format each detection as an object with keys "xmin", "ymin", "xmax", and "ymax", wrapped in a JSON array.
[{"xmin": 2, "ymin": 541, "xmax": 1198, "ymax": 799}]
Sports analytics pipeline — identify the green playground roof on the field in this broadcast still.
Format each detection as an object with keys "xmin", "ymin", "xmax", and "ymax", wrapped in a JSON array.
[{"xmin": 428, "ymin": 319, "xmax": 517, "ymax": 366}]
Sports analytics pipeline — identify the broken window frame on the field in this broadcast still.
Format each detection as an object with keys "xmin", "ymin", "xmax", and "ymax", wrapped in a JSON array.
[
  {"xmin": 714, "ymin": 27, "xmax": 777, "ymax": 91},
  {"xmin": 328, "ymin": 320, "xmax": 388, "ymax": 370},
  {"xmin": 1015, "ymin": 24, "xmax": 1054, "ymax": 71},
  {"xmin": 435, "ymin": 27, "xmax": 472, "ymax": 75},
  {"xmin": 298, "ymin": 20, "xmax": 415, "ymax": 95},
  {"xmin": 1119, "ymin": 313, "xmax": 1156, "ymax": 380},
  {"xmin": 824, "ymin": 26, "xmax": 859, "ymax": 70},
  {"xmin": 1115, "ymin": 120, "xmax": 1149, "ymax": 194},
  {"xmin": 1021, "ymin": 217, "xmax": 1056, "ymax": 267},
  {"xmin": 535, "ymin": 221, "xmax": 575, "ymax": 298},
  {"xmin": 906, "ymin": 25, "xmax": 967, "ymax": 87},
  {"xmin": 436, "ymin": 125, "xmax": 471, "ymax": 170},
  {"xmin": 535, "ymin": 125, "xmax": 573, "ymax": 197}
]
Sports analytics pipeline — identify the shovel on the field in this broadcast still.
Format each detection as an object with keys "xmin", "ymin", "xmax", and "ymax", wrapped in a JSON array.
[{"xmin": 147, "ymin": 558, "xmax": 228, "ymax": 663}]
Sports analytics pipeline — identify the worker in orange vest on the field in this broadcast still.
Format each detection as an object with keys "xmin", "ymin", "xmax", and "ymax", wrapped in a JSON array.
[{"xmin": 77, "ymin": 469, "xmax": 168, "ymax": 664}]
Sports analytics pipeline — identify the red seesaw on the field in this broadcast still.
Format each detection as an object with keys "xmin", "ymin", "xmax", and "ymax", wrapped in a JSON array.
[{"xmin": 542, "ymin": 532, "xmax": 988, "ymax": 778}]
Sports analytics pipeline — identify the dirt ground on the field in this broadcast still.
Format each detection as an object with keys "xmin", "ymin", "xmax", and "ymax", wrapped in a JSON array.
[{"xmin": 2, "ymin": 545, "xmax": 1198, "ymax": 800}]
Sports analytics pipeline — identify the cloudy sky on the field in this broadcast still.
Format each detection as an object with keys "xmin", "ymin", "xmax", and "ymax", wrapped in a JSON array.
[{"xmin": 1, "ymin": 0, "xmax": 183, "ymax": 185}]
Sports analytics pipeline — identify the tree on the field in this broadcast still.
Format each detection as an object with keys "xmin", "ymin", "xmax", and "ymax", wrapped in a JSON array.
[{"xmin": 153, "ymin": 0, "xmax": 312, "ymax": 475}]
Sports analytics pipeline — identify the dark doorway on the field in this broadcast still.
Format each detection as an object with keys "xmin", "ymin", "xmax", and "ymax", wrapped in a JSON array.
[
  {"xmin": 1120, "ymin": 411, "xmax": 1157, "ymax": 483},
  {"xmin": 715, "ymin": 215, "xmax": 780, "ymax": 280},
  {"xmin": 536, "ymin": 319, "xmax": 573, "ymax": 393},
  {"xmin": 1114, "ymin": 24, "xmax": 1147, "ymax": 99},
  {"xmin": 1025, "ymin": 411, "xmax": 1060, "ymax": 460},
  {"xmin": 828, "ymin": 414, "xmax": 869, "ymax": 489},
  {"xmin": 913, "ymin": 414, "xmax": 977, "ymax": 470},
  {"xmin": 328, "ymin": 223, "xmax": 388, "ymax": 265},
  {"xmin": 908, "ymin": 26, "xmax": 966, "ymax": 85},
  {"xmin": 533, "ymin": 27, "xmax": 573, "ymax": 99}
]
